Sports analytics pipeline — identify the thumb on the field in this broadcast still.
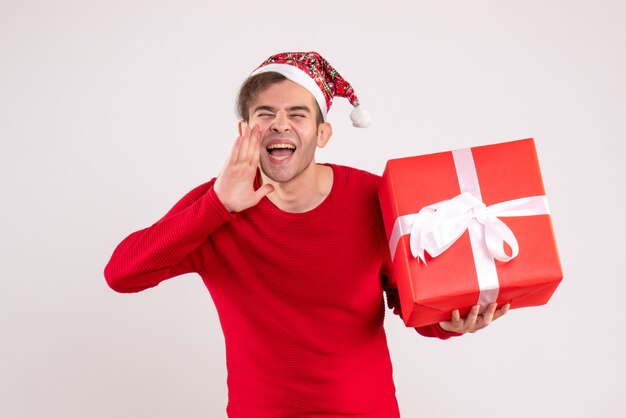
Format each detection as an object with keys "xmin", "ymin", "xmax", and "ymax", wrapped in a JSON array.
[{"xmin": 254, "ymin": 183, "xmax": 274, "ymax": 201}]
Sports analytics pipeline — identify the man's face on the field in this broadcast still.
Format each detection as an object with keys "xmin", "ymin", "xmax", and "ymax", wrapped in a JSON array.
[{"xmin": 243, "ymin": 79, "xmax": 331, "ymax": 184}]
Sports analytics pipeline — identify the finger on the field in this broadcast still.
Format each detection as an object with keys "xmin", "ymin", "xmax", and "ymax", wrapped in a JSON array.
[
  {"xmin": 484, "ymin": 302, "xmax": 498, "ymax": 318},
  {"xmin": 227, "ymin": 135, "xmax": 244, "ymax": 165},
  {"xmin": 236, "ymin": 125, "xmax": 253, "ymax": 163},
  {"xmin": 466, "ymin": 305, "xmax": 481, "ymax": 332},
  {"xmin": 249, "ymin": 126, "xmax": 263, "ymax": 166},
  {"xmin": 244, "ymin": 125, "xmax": 262, "ymax": 164},
  {"xmin": 468, "ymin": 304, "xmax": 480, "ymax": 322},
  {"xmin": 241, "ymin": 125, "xmax": 257, "ymax": 162},
  {"xmin": 238, "ymin": 126, "xmax": 255, "ymax": 163},
  {"xmin": 492, "ymin": 303, "xmax": 510, "ymax": 321},
  {"xmin": 254, "ymin": 183, "xmax": 274, "ymax": 202},
  {"xmin": 440, "ymin": 310, "xmax": 462, "ymax": 333},
  {"xmin": 451, "ymin": 309, "xmax": 461, "ymax": 324},
  {"xmin": 480, "ymin": 303, "xmax": 498, "ymax": 326}
]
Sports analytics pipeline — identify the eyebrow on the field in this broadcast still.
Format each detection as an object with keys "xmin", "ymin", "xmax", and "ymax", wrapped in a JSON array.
[{"xmin": 253, "ymin": 105, "xmax": 312, "ymax": 114}]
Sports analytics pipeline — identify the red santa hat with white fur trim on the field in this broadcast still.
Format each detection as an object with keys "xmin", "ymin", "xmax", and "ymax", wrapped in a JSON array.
[{"xmin": 250, "ymin": 51, "xmax": 371, "ymax": 128}]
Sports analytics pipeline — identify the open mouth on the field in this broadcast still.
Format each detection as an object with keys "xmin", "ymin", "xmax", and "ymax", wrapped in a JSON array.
[{"xmin": 266, "ymin": 143, "xmax": 296, "ymax": 161}]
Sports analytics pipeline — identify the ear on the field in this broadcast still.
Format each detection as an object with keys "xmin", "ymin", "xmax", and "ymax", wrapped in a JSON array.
[
  {"xmin": 316, "ymin": 122, "xmax": 333, "ymax": 148},
  {"xmin": 237, "ymin": 120, "xmax": 249, "ymax": 136}
]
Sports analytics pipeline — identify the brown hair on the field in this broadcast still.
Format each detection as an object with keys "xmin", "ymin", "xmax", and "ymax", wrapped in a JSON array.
[{"xmin": 236, "ymin": 72, "xmax": 324, "ymax": 125}]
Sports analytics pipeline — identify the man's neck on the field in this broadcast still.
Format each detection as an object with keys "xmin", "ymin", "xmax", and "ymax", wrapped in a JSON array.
[{"xmin": 259, "ymin": 163, "xmax": 333, "ymax": 213}]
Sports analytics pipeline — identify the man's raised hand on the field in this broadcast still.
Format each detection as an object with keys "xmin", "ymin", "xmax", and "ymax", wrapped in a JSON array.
[{"xmin": 214, "ymin": 125, "xmax": 274, "ymax": 213}]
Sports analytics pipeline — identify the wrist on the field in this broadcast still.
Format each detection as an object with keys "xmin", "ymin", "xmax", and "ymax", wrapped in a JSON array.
[{"xmin": 213, "ymin": 182, "xmax": 235, "ymax": 213}]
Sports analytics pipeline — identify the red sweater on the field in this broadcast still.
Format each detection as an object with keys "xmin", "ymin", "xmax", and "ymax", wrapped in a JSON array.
[{"xmin": 105, "ymin": 164, "xmax": 457, "ymax": 417}]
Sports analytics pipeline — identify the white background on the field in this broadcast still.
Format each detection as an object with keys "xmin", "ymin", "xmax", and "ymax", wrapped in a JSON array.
[{"xmin": 1, "ymin": 0, "xmax": 624, "ymax": 417}]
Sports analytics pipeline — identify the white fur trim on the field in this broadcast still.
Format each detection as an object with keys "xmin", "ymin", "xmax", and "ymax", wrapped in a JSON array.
[{"xmin": 250, "ymin": 63, "xmax": 328, "ymax": 119}]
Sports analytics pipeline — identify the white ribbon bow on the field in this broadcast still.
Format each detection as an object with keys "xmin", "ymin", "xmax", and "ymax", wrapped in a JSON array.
[{"xmin": 408, "ymin": 192, "xmax": 549, "ymax": 263}]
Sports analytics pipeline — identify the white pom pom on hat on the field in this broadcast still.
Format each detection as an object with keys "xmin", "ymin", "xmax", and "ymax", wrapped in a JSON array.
[
  {"xmin": 350, "ymin": 106, "xmax": 371, "ymax": 128},
  {"xmin": 250, "ymin": 51, "xmax": 370, "ymax": 128}
]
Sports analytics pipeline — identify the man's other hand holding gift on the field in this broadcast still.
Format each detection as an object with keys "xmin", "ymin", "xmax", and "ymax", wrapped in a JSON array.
[{"xmin": 440, "ymin": 303, "xmax": 510, "ymax": 334}]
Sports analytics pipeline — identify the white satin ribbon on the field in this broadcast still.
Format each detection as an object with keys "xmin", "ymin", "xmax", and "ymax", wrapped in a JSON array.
[{"xmin": 387, "ymin": 148, "xmax": 551, "ymax": 308}]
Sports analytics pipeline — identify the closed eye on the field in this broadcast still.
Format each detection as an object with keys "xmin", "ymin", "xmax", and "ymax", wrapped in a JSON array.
[{"xmin": 253, "ymin": 106, "xmax": 277, "ymax": 118}]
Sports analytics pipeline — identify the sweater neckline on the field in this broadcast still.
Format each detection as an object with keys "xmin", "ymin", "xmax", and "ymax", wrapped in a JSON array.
[{"xmin": 255, "ymin": 163, "xmax": 338, "ymax": 218}]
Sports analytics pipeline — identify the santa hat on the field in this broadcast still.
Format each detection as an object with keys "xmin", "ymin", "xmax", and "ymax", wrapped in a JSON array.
[{"xmin": 250, "ymin": 51, "xmax": 370, "ymax": 128}]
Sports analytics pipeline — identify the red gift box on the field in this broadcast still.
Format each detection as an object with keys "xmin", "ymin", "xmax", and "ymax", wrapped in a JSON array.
[{"xmin": 378, "ymin": 138, "xmax": 563, "ymax": 327}]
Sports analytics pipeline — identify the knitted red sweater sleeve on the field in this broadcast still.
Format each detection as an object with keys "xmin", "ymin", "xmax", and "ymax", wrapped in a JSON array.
[
  {"xmin": 104, "ymin": 180, "xmax": 234, "ymax": 293},
  {"xmin": 384, "ymin": 287, "xmax": 461, "ymax": 340}
]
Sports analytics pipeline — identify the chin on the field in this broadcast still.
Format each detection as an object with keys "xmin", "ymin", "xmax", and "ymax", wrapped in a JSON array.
[
  {"xmin": 259, "ymin": 164, "xmax": 293, "ymax": 184},
  {"xmin": 260, "ymin": 156, "xmax": 315, "ymax": 185}
]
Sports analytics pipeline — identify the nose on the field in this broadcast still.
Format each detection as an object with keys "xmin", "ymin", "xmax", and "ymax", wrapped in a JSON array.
[{"xmin": 270, "ymin": 111, "xmax": 290, "ymax": 132}]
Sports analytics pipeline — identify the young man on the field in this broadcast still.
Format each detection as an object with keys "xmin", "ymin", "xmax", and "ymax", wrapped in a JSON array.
[{"xmin": 105, "ymin": 51, "xmax": 508, "ymax": 417}]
